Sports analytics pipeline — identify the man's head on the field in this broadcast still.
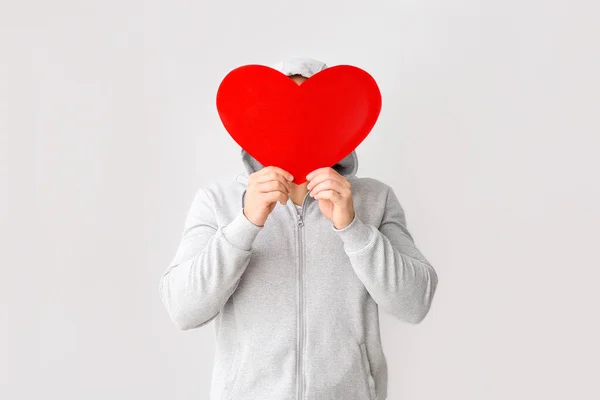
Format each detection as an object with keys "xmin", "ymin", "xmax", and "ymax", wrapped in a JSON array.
[
  {"xmin": 271, "ymin": 56, "xmax": 327, "ymax": 85},
  {"xmin": 288, "ymin": 74, "xmax": 307, "ymax": 86}
]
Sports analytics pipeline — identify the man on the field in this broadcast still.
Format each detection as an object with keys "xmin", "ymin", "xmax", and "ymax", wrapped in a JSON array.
[{"xmin": 159, "ymin": 56, "xmax": 438, "ymax": 400}]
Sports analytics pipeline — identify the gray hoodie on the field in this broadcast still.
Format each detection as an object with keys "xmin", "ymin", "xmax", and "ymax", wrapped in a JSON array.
[{"xmin": 159, "ymin": 147, "xmax": 439, "ymax": 400}]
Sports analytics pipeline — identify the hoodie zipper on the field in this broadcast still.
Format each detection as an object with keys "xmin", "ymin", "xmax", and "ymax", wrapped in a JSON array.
[{"xmin": 293, "ymin": 191, "xmax": 310, "ymax": 400}]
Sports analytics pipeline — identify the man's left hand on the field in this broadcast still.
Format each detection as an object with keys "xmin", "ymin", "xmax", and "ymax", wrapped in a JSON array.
[{"xmin": 306, "ymin": 167, "xmax": 355, "ymax": 230}]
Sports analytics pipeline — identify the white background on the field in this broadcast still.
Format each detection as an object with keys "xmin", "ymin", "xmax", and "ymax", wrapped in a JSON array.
[{"xmin": 2, "ymin": 1, "xmax": 599, "ymax": 399}]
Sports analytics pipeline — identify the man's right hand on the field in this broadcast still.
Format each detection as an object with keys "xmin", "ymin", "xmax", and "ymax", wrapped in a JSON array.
[{"xmin": 243, "ymin": 166, "xmax": 294, "ymax": 227}]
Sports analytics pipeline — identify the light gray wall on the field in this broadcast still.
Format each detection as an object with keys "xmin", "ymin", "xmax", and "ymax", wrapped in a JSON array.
[{"xmin": 2, "ymin": 1, "xmax": 598, "ymax": 399}]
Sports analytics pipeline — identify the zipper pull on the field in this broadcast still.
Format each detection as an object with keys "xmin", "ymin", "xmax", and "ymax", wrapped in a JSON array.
[{"xmin": 297, "ymin": 213, "xmax": 304, "ymax": 226}]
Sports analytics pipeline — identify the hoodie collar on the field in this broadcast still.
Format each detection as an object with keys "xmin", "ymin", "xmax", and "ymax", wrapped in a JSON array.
[{"xmin": 235, "ymin": 148, "xmax": 359, "ymax": 185}]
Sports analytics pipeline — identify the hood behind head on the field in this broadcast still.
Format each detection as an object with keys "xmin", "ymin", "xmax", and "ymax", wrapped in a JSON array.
[{"xmin": 271, "ymin": 56, "xmax": 328, "ymax": 78}]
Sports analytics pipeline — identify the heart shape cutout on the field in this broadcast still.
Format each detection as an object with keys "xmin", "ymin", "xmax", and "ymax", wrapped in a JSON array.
[{"xmin": 216, "ymin": 64, "xmax": 382, "ymax": 184}]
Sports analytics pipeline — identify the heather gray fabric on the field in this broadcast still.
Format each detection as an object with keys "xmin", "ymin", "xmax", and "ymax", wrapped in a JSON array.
[
  {"xmin": 159, "ymin": 148, "xmax": 439, "ymax": 400},
  {"xmin": 271, "ymin": 56, "xmax": 327, "ymax": 78}
]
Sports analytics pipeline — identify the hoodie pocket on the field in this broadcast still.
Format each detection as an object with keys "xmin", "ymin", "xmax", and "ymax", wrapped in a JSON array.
[
  {"xmin": 359, "ymin": 341, "xmax": 377, "ymax": 400},
  {"xmin": 222, "ymin": 345, "xmax": 242, "ymax": 400}
]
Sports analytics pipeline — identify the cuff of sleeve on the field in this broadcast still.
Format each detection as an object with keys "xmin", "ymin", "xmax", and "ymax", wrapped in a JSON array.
[
  {"xmin": 331, "ymin": 212, "xmax": 375, "ymax": 252},
  {"xmin": 222, "ymin": 208, "xmax": 263, "ymax": 251}
]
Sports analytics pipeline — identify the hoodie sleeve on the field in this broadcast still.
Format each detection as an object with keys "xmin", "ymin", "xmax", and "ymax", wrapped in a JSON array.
[
  {"xmin": 331, "ymin": 185, "xmax": 438, "ymax": 324},
  {"xmin": 159, "ymin": 186, "xmax": 263, "ymax": 330}
]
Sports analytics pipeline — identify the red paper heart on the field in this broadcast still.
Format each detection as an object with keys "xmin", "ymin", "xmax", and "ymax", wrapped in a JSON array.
[{"xmin": 216, "ymin": 64, "xmax": 382, "ymax": 184}]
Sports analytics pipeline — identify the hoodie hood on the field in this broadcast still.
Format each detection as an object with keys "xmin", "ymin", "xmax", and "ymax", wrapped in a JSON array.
[
  {"xmin": 234, "ymin": 56, "xmax": 358, "ymax": 184},
  {"xmin": 235, "ymin": 148, "xmax": 359, "ymax": 184},
  {"xmin": 271, "ymin": 56, "xmax": 328, "ymax": 79}
]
